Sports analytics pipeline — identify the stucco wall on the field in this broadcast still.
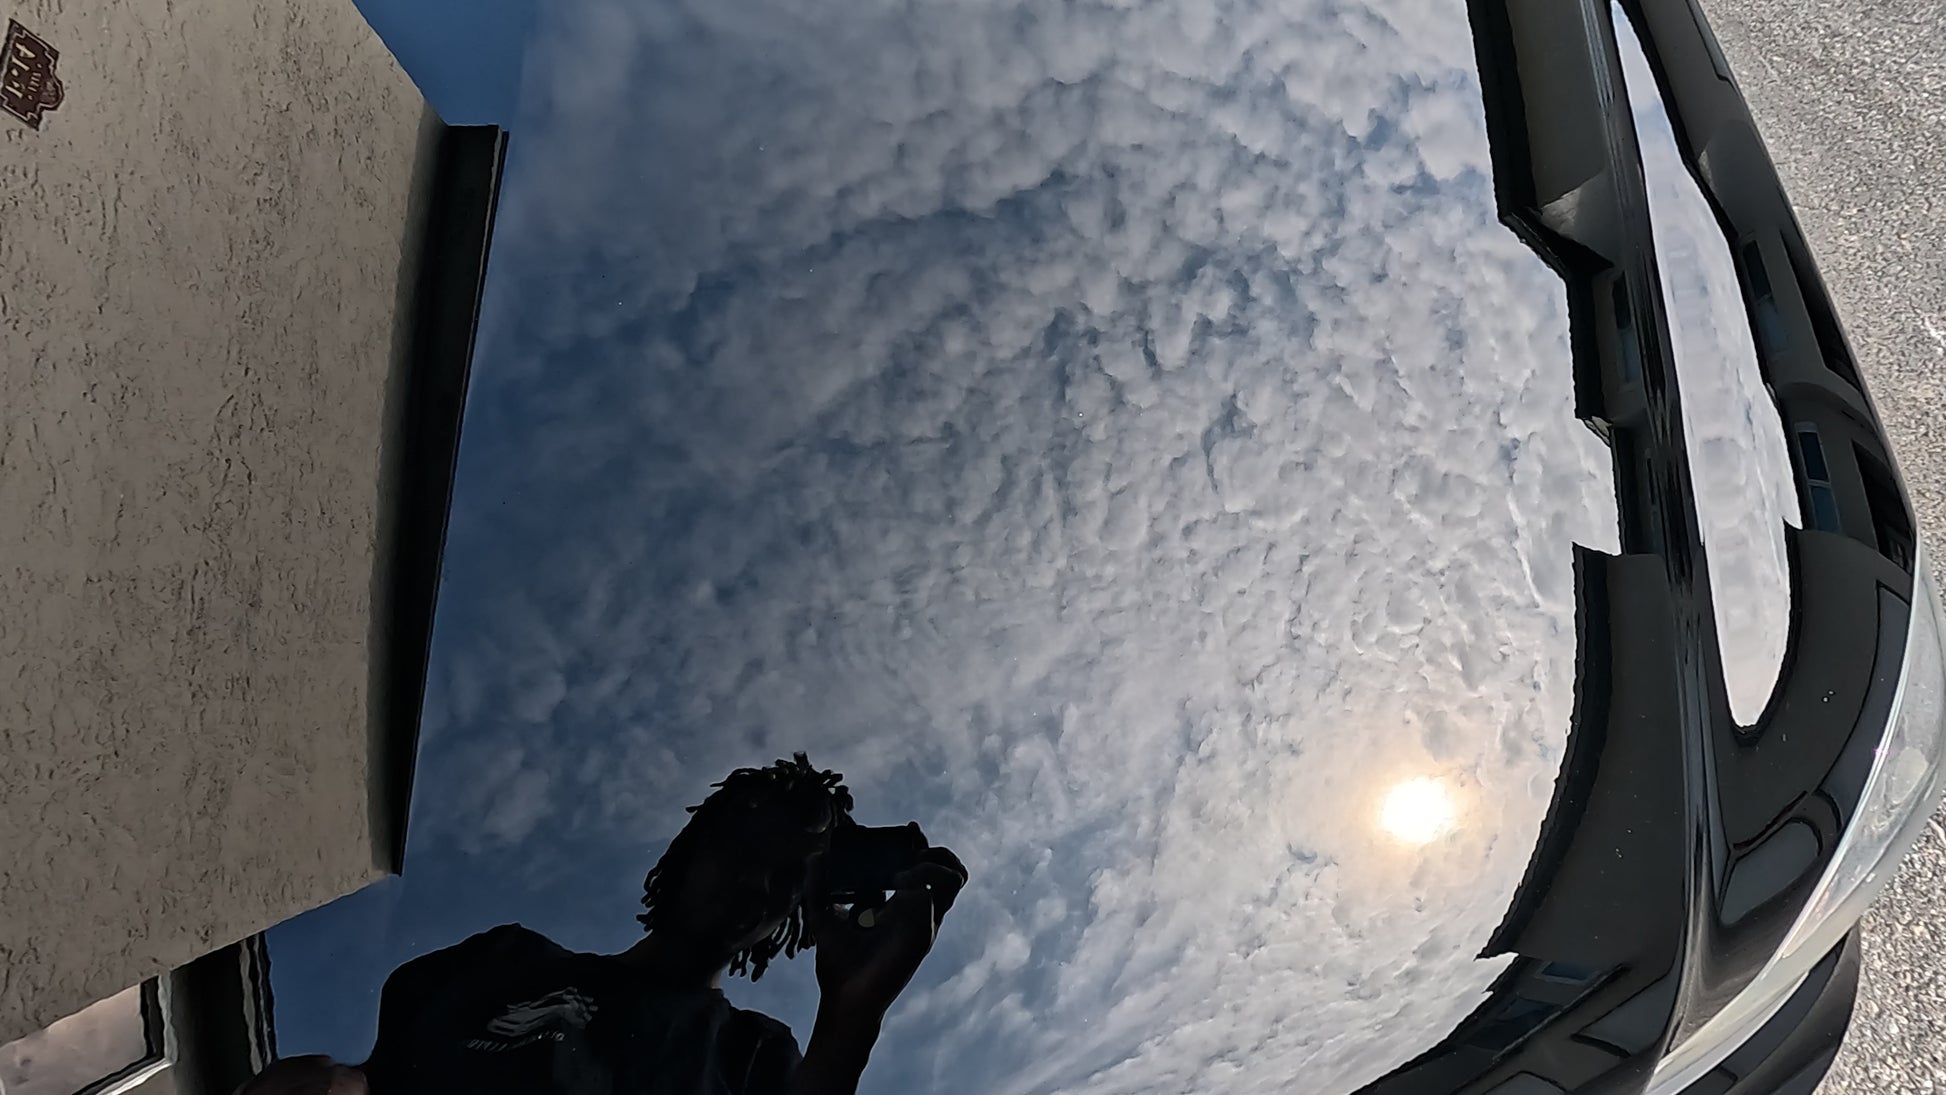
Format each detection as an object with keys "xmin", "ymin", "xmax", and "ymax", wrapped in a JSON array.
[{"xmin": 0, "ymin": 0, "xmax": 433, "ymax": 1043}]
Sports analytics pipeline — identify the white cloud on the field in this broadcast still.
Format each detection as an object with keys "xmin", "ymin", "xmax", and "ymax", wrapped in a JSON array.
[{"xmin": 404, "ymin": 0, "xmax": 1626, "ymax": 1091}]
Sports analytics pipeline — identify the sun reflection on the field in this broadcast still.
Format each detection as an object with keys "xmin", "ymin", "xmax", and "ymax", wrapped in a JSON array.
[{"xmin": 1379, "ymin": 776, "xmax": 1458, "ymax": 845}]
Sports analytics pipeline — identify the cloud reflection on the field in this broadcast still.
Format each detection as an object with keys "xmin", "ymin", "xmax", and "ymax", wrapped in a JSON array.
[
  {"xmin": 280, "ymin": 0, "xmax": 1631, "ymax": 1091},
  {"xmin": 1615, "ymin": 11, "xmax": 1801, "ymax": 727}
]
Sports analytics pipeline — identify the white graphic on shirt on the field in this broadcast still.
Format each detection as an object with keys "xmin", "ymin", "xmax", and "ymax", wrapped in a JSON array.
[{"xmin": 465, "ymin": 988, "xmax": 598, "ymax": 1052}]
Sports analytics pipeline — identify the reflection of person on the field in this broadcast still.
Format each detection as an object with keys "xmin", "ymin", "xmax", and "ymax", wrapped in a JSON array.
[{"xmin": 235, "ymin": 754, "xmax": 967, "ymax": 1095}]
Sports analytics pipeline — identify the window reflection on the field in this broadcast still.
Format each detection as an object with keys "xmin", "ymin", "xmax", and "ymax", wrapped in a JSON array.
[{"xmin": 0, "ymin": 986, "xmax": 156, "ymax": 1095}]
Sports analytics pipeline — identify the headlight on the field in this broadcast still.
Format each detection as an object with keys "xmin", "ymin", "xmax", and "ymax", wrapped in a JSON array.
[{"xmin": 1648, "ymin": 549, "xmax": 1946, "ymax": 1094}]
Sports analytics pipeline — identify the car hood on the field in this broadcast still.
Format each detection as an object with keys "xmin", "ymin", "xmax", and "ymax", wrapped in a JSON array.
[{"xmin": 388, "ymin": 0, "xmax": 1642, "ymax": 1090}]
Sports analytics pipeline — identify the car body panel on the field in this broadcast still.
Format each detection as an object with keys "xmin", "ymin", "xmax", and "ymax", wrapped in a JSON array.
[{"xmin": 256, "ymin": 0, "xmax": 1922, "ymax": 1091}]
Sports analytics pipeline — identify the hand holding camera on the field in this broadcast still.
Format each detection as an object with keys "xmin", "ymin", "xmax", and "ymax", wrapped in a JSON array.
[{"xmin": 808, "ymin": 822, "xmax": 968, "ymax": 1020}]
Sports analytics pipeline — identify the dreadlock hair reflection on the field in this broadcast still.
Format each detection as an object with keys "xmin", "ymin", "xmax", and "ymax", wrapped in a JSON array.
[{"xmin": 638, "ymin": 753, "xmax": 855, "ymax": 981}]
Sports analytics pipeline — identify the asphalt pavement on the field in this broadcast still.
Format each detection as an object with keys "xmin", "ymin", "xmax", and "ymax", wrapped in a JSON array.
[{"xmin": 1698, "ymin": 0, "xmax": 1946, "ymax": 1089}]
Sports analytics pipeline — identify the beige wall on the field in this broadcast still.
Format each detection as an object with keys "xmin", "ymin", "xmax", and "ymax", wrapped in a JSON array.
[{"xmin": 0, "ymin": 0, "xmax": 434, "ymax": 1043}]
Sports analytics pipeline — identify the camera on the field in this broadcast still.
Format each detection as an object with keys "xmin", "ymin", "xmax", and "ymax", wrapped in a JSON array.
[{"xmin": 822, "ymin": 820, "xmax": 928, "ymax": 903}]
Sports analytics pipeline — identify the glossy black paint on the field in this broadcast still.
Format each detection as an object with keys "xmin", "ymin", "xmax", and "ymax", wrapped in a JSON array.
[
  {"xmin": 269, "ymin": 0, "xmax": 1919, "ymax": 1091},
  {"xmin": 1691, "ymin": 932, "xmax": 1860, "ymax": 1095},
  {"xmin": 1353, "ymin": 0, "xmax": 1914, "ymax": 1089},
  {"xmin": 1618, "ymin": 0, "xmax": 1913, "ymax": 1038}
]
